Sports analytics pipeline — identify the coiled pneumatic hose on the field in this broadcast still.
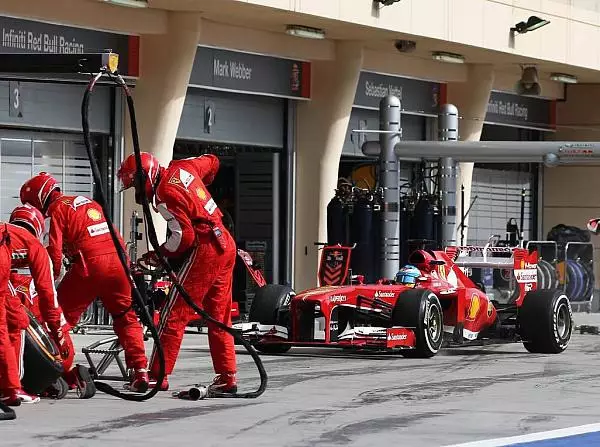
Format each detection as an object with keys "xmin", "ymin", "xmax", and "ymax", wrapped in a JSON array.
[{"xmin": 81, "ymin": 69, "xmax": 267, "ymax": 400}]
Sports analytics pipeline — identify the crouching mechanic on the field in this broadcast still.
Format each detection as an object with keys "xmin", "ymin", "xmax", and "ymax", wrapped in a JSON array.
[
  {"xmin": 0, "ymin": 222, "xmax": 40, "ymax": 407},
  {"xmin": 7, "ymin": 204, "xmax": 94, "ymax": 394},
  {"xmin": 117, "ymin": 152, "xmax": 237, "ymax": 393},
  {"xmin": 20, "ymin": 173, "xmax": 150, "ymax": 392}
]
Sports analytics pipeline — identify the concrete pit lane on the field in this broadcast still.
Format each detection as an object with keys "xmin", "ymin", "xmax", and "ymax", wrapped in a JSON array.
[{"xmin": 4, "ymin": 313, "xmax": 600, "ymax": 447}]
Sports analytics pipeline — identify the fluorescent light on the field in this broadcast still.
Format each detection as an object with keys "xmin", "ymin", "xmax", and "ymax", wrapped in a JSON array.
[
  {"xmin": 100, "ymin": 0, "xmax": 148, "ymax": 8},
  {"xmin": 550, "ymin": 73, "xmax": 578, "ymax": 84},
  {"xmin": 431, "ymin": 51, "xmax": 465, "ymax": 64},
  {"xmin": 285, "ymin": 25, "xmax": 325, "ymax": 40}
]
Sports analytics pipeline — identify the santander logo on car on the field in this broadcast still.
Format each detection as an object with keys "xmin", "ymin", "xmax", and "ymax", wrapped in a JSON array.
[{"xmin": 375, "ymin": 291, "xmax": 395, "ymax": 298}]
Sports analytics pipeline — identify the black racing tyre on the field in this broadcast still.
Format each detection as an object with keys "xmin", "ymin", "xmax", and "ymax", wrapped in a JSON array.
[
  {"xmin": 537, "ymin": 260, "xmax": 553, "ymax": 290},
  {"xmin": 519, "ymin": 289, "xmax": 573, "ymax": 354},
  {"xmin": 545, "ymin": 260, "xmax": 559, "ymax": 290},
  {"xmin": 392, "ymin": 289, "xmax": 443, "ymax": 358},
  {"xmin": 248, "ymin": 284, "xmax": 295, "ymax": 354},
  {"xmin": 21, "ymin": 310, "xmax": 64, "ymax": 395},
  {"xmin": 566, "ymin": 260, "xmax": 585, "ymax": 301},
  {"xmin": 580, "ymin": 261, "xmax": 595, "ymax": 302},
  {"xmin": 75, "ymin": 364, "xmax": 96, "ymax": 399}
]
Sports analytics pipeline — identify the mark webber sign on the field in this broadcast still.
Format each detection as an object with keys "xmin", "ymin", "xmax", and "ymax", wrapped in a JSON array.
[{"xmin": 190, "ymin": 46, "xmax": 311, "ymax": 99}]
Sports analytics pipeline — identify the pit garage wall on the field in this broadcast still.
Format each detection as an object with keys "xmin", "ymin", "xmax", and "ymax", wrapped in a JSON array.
[
  {"xmin": 545, "ymin": 84, "xmax": 600, "ymax": 293},
  {"xmin": 467, "ymin": 91, "xmax": 555, "ymax": 246},
  {"xmin": 0, "ymin": 16, "xmax": 137, "ymax": 223},
  {"xmin": 174, "ymin": 46, "xmax": 311, "ymax": 286},
  {"xmin": 341, "ymin": 70, "xmax": 441, "ymax": 183}
]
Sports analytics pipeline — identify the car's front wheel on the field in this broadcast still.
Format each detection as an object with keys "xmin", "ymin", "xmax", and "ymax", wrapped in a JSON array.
[
  {"xmin": 248, "ymin": 284, "xmax": 294, "ymax": 354},
  {"xmin": 392, "ymin": 289, "xmax": 443, "ymax": 358}
]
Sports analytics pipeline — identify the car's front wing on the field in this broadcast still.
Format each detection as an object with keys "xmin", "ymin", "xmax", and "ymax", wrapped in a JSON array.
[{"xmin": 232, "ymin": 323, "xmax": 417, "ymax": 350}]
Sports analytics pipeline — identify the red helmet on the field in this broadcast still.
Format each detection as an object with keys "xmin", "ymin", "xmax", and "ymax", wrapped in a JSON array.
[
  {"xmin": 9, "ymin": 204, "xmax": 46, "ymax": 239},
  {"xmin": 20, "ymin": 172, "xmax": 60, "ymax": 214},
  {"xmin": 117, "ymin": 152, "xmax": 162, "ymax": 204}
]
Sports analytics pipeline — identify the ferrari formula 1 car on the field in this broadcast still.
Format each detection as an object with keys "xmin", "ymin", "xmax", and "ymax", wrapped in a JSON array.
[{"xmin": 233, "ymin": 243, "xmax": 573, "ymax": 357}]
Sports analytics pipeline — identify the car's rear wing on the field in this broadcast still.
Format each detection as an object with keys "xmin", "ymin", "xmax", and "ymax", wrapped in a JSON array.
[
  {"xmin": 446, "ymin": 245, "xmax": 527, "ymax": 270},
  {"xmin": 444, "ymin": 244, "xmax": 539, "ymax": 304}
]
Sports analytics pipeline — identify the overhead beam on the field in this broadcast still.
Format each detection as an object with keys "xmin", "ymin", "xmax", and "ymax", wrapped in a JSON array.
[
  {"xmin": 0, "ymin": 0, "xmax": 167, "ymax": 35},
  {"xmin": 357, "ymin": 102, "xmax": 600, "ymax": 166}
]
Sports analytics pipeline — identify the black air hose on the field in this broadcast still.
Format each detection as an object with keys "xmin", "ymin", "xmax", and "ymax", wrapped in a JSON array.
[
  {"xmin": 81, "ymin": 72, "xmax": 164, "ymax": 401},
  {"xmin": 83, "ymin": 69, "xmax": 267, "ymax": 399}
]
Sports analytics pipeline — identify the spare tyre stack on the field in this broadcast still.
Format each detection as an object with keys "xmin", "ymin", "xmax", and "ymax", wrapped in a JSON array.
[{"xmin": 546, "ymin": 224, "xmax": 595, "ymax": 312}]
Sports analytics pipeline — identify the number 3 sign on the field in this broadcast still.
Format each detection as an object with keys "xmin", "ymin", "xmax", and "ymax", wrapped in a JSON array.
[{"xmin": 9, "ymin": 81, "xmax": 23, "ymax": 118}]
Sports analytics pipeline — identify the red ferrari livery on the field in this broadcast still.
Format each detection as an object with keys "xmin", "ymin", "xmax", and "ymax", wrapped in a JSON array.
[{"xmin": 234, "ymin": 243, "xmax": 573, "ymax": 357}]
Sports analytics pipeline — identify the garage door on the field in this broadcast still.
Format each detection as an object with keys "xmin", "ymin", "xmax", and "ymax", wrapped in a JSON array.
[
  {"xmin": 467, "ymin": 164, "xmax": 535, "ymax": 246},
  {"xmin": 0, "ymin": 131, "xmax": 93, "ymax": 224}
]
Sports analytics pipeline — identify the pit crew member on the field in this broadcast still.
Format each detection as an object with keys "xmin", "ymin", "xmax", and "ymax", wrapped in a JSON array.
[
  {"xmin": 7, "ymin": 205, "xmax": 94, "ymax": 392},
  {"xmin": 20, "ymin": 173, "xmax": 149, "ymax": 393},
  {"xmin": 0, "ymin": 224, "xmax": 39, "ymax": 405},
  {"xmin": 117, "ymin": 152, "xmax": 237, "ymax": 394}
]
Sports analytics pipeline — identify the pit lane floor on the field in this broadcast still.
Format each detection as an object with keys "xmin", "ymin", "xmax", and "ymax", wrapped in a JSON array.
[{"xmin": 4, "ymin": 313, "xmax": 600, "ymax": 447}]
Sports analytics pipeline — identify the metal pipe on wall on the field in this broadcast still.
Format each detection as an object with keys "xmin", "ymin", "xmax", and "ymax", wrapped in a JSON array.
[
  {"xmin": 379, "ymin": 96, "xmax": 401, "ymax": 280},
  {"xmin": 389, "ymin": 140, "xmax": 600, "ymax": 165},
  {"xmin": 438, "ymin": 104, "xmax": 459, "ymax": 247},
  {"xmin": 272, "ymin": 151, "xmax": 280, "ymax": 285},
  {"xmin": 285, "ymin": 100, "xmax": 296, "ymax": 288}
]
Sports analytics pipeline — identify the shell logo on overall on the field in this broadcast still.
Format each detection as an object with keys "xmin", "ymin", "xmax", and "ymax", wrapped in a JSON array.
[{"xmin": 87, "ymin": 209, "xmax": 102, "ymax": 221}]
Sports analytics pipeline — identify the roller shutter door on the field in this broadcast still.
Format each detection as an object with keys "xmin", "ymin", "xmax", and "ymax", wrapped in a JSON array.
[
  {"xmin": 236, "ymin": 152, "xmax": 275, "ymax": 282},
  {"xmin": 468, "ymin": 165, "xmax": 534, "ymax": 245},
  {"xmin": 0, "ymin": 131, "xmax": 94, "ymax": 223},
  {"xmin": 0, "ymin": 80, "xmax": 109, "ymax": 224}
]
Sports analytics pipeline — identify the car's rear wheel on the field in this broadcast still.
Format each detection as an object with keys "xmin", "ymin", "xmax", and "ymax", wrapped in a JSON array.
[
  {"xmin": 519, "ymin": 289, "xmax": 573, "ymax": 354},
  {"xmin": 391, "ymin": 289, "xmax": 443, "ymax": 358},
  {"xmin": 248, "ymin": 284, "xmax": 294, "ymax": 354}
]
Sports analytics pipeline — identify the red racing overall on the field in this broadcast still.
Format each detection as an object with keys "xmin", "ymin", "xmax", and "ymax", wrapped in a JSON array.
[
  {"xmin": 10, "ymin": 273, "xmax": 41, "ymax": 321},
  {"xmin": 149, "ymin": 155, "xmax": 237, "ymax": 379},
  {"xmin": 6, "ymin": 224, "xmax": 74, "ymax": 370},
  {"xmin": 4, "ymin": 280, "xmax": 30, "ymax": 383},
  {"xmin": 0, "ymin": 226, "xmax": 21, "ymax": 394},
  {"xmin": 47, "ymin": 194, "xmax": 147, "ymax": 371}
]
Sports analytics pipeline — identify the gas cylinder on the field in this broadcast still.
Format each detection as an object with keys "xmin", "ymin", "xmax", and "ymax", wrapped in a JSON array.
[
  {"xmin": 327, "ymin": 196, "xmax": 347, "ymax": 245},
  {"xmin": 371, "ymin": 193, "xmax": 383, "ymax": 280},
  {"xmin": 399, "ymin": 197, "xmax": 411, "ymax": 266},
  {"xmin": 412, "ymin": 197, "xmax": 435, "ymax": 241},
  {"xmin": 350, "ymin": 196, "xmax": 375, "ymax": 282}
]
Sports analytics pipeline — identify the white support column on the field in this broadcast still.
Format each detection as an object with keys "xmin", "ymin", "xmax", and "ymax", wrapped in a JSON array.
[
  {"xmin": 294, "ymin": 41, "xmax": 364, "ymax": 292},
  {"xmin": 446, "ymin": 64, "xmax": 495, "ymax": 244},
  {"xmin": 122, "ymin": 12, "xmax": 201, "ymax": 252}
]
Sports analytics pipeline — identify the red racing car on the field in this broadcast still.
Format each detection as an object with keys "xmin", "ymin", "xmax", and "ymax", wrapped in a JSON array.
[{"xmin": 233, "ymin": 243, "xmax": 573, "ymax": 357}]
